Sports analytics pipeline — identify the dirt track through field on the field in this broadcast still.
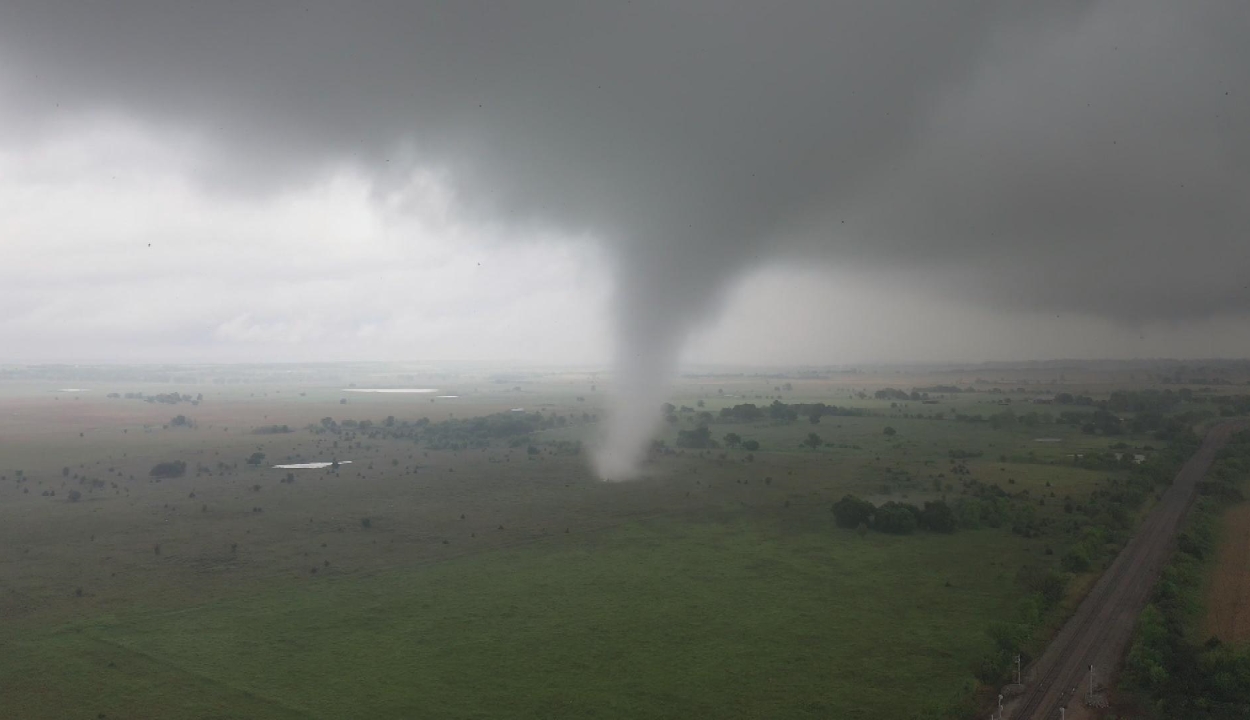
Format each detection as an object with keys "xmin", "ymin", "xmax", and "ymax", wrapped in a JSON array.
[{"xmin": 1007, "ymin": 421, "xmax": 1247, "ymax": 719}]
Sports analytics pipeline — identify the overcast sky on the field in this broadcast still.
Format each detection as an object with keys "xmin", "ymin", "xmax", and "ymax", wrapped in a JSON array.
[{"xmin": 2, "ymin": 1, "xmax": 1249, "ymax": 368}]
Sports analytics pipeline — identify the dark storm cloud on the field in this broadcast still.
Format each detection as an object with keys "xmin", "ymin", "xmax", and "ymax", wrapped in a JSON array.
[{"xmin": 2, "ymin": 0, "xmax": 1246, "ymax": 473}]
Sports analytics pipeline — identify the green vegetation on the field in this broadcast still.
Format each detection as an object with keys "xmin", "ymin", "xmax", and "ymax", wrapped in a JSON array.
[
  {"xmin": 148, "ymin": 460, "xmax": 186, "ymax": 478},
  {"xmin": 328, "ymin": 409, "xmax": 595, "ymax": 450},
  {"xmin": 1124, "ymin": 430, "xmax": 1250, "ymax": 718},
  {"xmin": 4, "ymin": 366, "xmax": 1247, "ymax": 719},
  {"xmin": 1, "ymin": 519, "xmax": 1034, "ymax": 720}
]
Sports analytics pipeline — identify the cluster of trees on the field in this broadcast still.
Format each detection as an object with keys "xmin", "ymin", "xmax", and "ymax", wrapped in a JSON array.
[
  {"xmin": 1212, "ymin": 394, "xmax": 1250, "ymax": 417},
  {"xmin": 831, "ymin": 495, "xmax": 956, "ymax": 535},
  {"xmin": 720, "ymin": 433, "xmax": 760, "ymax": 451},
  {"xmin": 874, "ymin": 386, "xmax": 971, "ymax": 402},
  {"xmin": 119, "ymin": 391, "xmax": 202, "ymax": 405},
  {"xmin": 953, "ymin": 409, "xmax": 1054, "ymax": 427},
  {"xmin": 662, "ymin": 403, "xmax": 713, "ymax": 424},
  {"xmin": 717, "ymin": 400, "xmax": 868, "ymax": 424},
  {"xmin": 873, "ymin": 388, "xmax": 911, "ymax": 401},
  {"xmin": 309, "ymin": 410, "xmax": 594, "ymax": 450},
  {"xmin": 675, "ymin": 425, "xmax": 716, "ymax": 449}
]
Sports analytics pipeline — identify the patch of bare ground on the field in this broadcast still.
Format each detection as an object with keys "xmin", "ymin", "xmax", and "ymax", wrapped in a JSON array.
[{"xmin": 1205, "ymin": 502, "xmax": 1250, "ymax": 643}]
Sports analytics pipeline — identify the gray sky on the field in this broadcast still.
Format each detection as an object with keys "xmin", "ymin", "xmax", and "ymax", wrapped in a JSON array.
[{"xmin": 2, "ymin": 1, "xmax": 1249, "ymax": 368}]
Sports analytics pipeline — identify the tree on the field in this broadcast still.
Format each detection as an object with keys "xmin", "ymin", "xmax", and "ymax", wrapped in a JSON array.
[
  {"xmin": 723, "ymin": 432, "xmax": 742, "ymax": 449},
  {"xmin": 769, "ymin": 400, "xmax": 799, "ymax": 422},
  {"xmin": 883, "ymin": 426, "xmax": 897, "ymax": 436},
  {"xmin": 246, "ymin": 452, "xmax": 266, "ymax": 466},
  {"xmin": 741, "ymin": 439, "xmax": 760, "ymax": 451},
  {"xmin": 832, "ymin": 495, "xmax": 875, "ymax": 528},
  {"xmin": 920, "ymin": 500, "xmax": 956, "ymax": 533},
  {"xmin": 874, "ymin": 502, "xmax": 919, "ymax": 534},
  {"xmin": 802, "ymin": 432, "xmax": 822, "ymax": 450},
  {"xmin": 676, "ymin": 425, "xmax": 717, "ymax": 449}
]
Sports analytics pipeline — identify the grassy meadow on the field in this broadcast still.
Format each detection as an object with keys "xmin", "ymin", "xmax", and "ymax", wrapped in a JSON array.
[{"xmin": 1, "ymin": 362, "xmax": 1239, "ymax": 718}]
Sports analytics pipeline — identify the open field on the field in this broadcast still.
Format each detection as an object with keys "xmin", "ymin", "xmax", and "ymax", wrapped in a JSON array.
[
  {"xmin": 2, "ymin": 362, "xmax": 1246, "ymax": 718},
  {"xmin": 1204, "ymin": 502, "xmax": 1250, "ymax": 644},
  {"xmin": 3, "ymin": 519, "xmax": 1035, "ymax": 719}
]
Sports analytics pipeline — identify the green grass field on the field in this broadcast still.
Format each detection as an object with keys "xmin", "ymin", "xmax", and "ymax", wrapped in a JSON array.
[
  {"xmin": 1, "ymin": 364, "xmax": 1232, "ymax": 719},
  {"xmin": 4, "ymin": 517, "xmax": 1032, "ymax": 719}
]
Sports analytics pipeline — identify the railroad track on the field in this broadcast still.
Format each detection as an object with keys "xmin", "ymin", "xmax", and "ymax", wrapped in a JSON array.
[{"xmin": 1008, "ymin": 421, "xmax": 1247, "ymax": 719}]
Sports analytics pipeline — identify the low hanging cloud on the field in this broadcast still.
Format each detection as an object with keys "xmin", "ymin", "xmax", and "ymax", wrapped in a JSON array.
[{"xmin": 1, "ymin": 1, "xmax": 1247, "ymax": 475}]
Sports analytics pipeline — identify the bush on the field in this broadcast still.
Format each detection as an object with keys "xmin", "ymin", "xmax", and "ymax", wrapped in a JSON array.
[
  {"xmin": 1061, "ymin": 549, "xmax": 1092, "ymax": 573},
  {"xmin": 360, "ymin": 517, "xmax": 372, "ymax": 529},
  {"xmin": 149, "ymin": 461, "xmax": 187, "ymax": 479},
  {"xmin": 67, "ymin": 489, "xmax": 82, "ymax": 502}
]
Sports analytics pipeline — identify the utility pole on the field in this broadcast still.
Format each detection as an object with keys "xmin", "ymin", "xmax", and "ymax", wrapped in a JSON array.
[
  {"xmin": 1088, "ymin": 664, "xmax": 1096, "ymax": 703},
  {"xmin": 1015, "ymin": 654, "xmax": 1022, "ymax": 685},
  {"xmin": 1060, "ymin": 708, "xmax": 1065, "ymax": 720}
]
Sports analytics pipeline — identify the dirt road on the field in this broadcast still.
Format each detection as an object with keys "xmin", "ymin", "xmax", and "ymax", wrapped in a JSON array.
[{"xmin": 1007, "ymin": 421, "xmax": 1247, "ymax": 719}]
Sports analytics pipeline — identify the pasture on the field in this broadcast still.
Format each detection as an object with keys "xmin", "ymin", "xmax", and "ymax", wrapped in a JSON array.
[{"xmin": 0, "ymin": 363, "xmax": 1218, "ymax": 718}]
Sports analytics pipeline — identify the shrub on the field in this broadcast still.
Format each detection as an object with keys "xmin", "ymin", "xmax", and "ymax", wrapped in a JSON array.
[
  {"xmin": 1061, "ymin": 549, "xmax": 1092, "ymax": 573},
  {"xmin": 149, "ymin": 461, "xmax": 186, "ymax": 479}
]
